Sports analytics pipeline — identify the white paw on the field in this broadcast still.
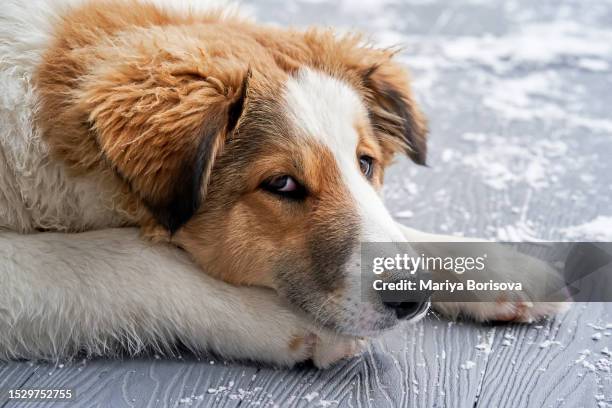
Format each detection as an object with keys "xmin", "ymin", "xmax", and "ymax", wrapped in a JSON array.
[
  {"xmin": 311, "ymin": 334, "xmax": 368, "ymax": 369},
  {"xmin": 277, "ymin": 331, "xmax": 367, "ymax": 369},
  {"xmin": 428, "ymin": 239, "xmax": 572, "ymax": 323},
  {"xmin": 434, "ymin": 300, "xmax": 570, "ymax": 323}
]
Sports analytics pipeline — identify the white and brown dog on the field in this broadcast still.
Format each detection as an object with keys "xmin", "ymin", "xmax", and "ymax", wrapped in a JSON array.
[{"xmin": 0, "ymin": 0, "xmax": 567, "ymax": 367}]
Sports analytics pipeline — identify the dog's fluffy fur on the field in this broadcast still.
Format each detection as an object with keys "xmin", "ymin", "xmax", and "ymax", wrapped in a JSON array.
[
  {"xmin": 0, "ymin": 228, "xmax": 366, "ymax": 367},
  {"xmin": 0, "ymin": 0, "xmax": 568, "ymax": 367},
  {"xmin": 2, "ymin": 0, "xmax": 432, "ymax": 336},
  {"xmin": 0, "ymin": 0, "xmax": 126, "ymax": 232}
]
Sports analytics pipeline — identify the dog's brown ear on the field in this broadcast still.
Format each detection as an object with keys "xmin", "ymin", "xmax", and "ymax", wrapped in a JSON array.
[
  {"xmin": 81, "ymin": 61, "xmax": 250, "ymax": 232},
  {"xmin": 360, "ymin": 58, "xmax": 428, "ymax": 165}
]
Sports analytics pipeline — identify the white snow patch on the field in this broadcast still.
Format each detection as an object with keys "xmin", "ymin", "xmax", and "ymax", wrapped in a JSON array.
[
  {"xmin": 596, "ymin": 358, "xmax": 612, "ymax": 372},
  {"xmin": 539, "ymin": 340, "xmax": 561, "ymax": 349},
  {"xmin": 577, "ymin": 58, "xmax": 610, "ymax": 72},
  {"xmin": 303, "ymin": 392, "xmax": 320, "ymax": 402},
  {"xmin": 318, "ymin": 399, "xmax": 339, "ymax": 407},
  {"xmin": 441, "ymin": 21, "xmax": 612, "ymax": 72},
  {"xmin": 395, "ymin": 209, "xmax": 414, "ymax": 219},
  {"xmin": 179, "ymin": 395, "xmax": 203, "ymax": 405},
  {"xmin": 461, "ymin": 360, "xmax": 476, "ymax": 370},
  {"xmin": 582, "ymin": 360, "xmax": 597, "ymax": 372},
  {"xmin": 206, "ymin": 386, "xmax": 228, "ymax": 395},
  {"xmin": 462, "ymin": 132, "xmax": 488, "ymax": 143},
  {"xmin": 461, "ymin": 135, "xmax": 568, "ymax": 191},
  {"xmin": 562, "ymin": 216, "xmax": 612, "ymax": 241},
  {"xmin": 475, "ymin": 342, "xmax": 492, "ymax": 354}
]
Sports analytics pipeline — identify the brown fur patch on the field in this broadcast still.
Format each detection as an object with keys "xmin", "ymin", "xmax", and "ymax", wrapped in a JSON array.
[
  {"xmin": 175, "ymin": 124, "xmax": 359, "ymax": 288},
  {"xmin": 288, "ymin": 335, "xmax": 304, "ymax": 352},
  {"xmin": 35, "ymin": 0, "xmax": 285, "ymax": 230},
  {"xmin": 35, "ymin": 0, "xmax": 427, "ymax": 289}
]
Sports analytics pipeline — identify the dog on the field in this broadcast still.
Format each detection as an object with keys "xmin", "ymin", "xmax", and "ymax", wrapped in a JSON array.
[{"xmin": 0, "ymin": 0, "xmax": 568, "ymax": 367}]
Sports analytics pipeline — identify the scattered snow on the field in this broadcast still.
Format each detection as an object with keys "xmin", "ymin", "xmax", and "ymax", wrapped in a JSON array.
[
  {"xmin": 461, "ymin": 132, "xmax": 488, "ymax": 143},
  {"xmin": 179, "ymin": 395, "xmax": 203, "ymax": 405},
  {"xmin": 461, "ymin": 360, "xmax": 476, "ymax": 370},
  {"xmin": 582, "ymin": 360, "xmax": 597, "ymax": 372},
  {"xmin": 539, "ymin": 340, "xmax": 561, "ymax": 349},
  {"xmin": 562, "ymin": 216, "xmax": 612, "ymax": 241},
  {"xmin": 303, "ymin": 392, "xmax": 320, "ymax": 402},
  {"xmin": 206, "ymin": 386, "xmax": 227, "ymax": 395},
  {"xmin": 318, "ymin": 399, "xmax": 339, "ymax": 407},
  {"xmin": 577, "ymin": 58, "xmax": 610, "ymax": 72},
  {"xmin": 440, "ymin": 21, "xmax": 612, "ymax": 72},
  {"xmin": 395, "ymin": 209, "xmax": 414, "ymax": 219},
  {"xmin": 596, "ymin": 358, "xmax": 611, "ymax": 372},
  {"xmin": 475, "ymin": 341, "xmax": 492, "ymax": 354},
  {"xmin": 461, "ymin": 135, "xmax": 569, "ymax": 192}
]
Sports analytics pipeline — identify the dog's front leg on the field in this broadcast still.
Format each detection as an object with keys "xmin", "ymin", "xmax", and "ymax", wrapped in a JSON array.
[
  {"xmin": 0, "ymin": 229, "xmax": 362, "ymax": 367},
  {"xmin": 397, "ymin": 224, "xmax": 570, "ymax": 322}
]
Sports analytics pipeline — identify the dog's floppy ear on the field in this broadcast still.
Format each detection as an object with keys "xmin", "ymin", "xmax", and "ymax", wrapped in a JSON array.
[
  {"xmin": 81, "ymin": 59, "xmax": 250, "ymax": 232},
  {"xmin": 360, "ymin": 58, "xmax": 428, "ymax": 165}
]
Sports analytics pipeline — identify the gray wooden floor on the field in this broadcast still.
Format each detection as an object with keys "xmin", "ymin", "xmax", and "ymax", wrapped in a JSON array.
[
  {"xmin": 2, "ymin": 0, "xmax": 612, "ymax": 407},
  {"xmin": 2, "ymin": 304, "xmax": 612, "ymax": 407}
]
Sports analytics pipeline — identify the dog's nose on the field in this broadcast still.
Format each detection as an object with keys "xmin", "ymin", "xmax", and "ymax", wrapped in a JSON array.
[{"xmin": 383, "ymin": 300, "xmax": 429, "ymax": 320}]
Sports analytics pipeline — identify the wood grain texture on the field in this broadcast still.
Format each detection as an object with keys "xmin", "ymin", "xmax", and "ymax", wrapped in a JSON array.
[
  {"xmin": 0, "ymin": 362, "xmax": 39, "ymax": 407},
  {"xmin": 478, "ymin": 303, "xmax": 612, "ymax": 408},
  {"xmin": 6, "ymin": 307, "xmax": 611, "ymax": 408}
]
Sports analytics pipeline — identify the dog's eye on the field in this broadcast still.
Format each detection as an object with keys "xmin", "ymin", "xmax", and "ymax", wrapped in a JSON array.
[
  {"xmin": 261, "ymin": 175, "xmax": 307, "ymax": 200},
  {"xmin": 359, "ymin": 155, "xmax": 374, "ymax": 178},
  {"xmin": 268, "ymin": 175, "xmax": 296, "ymax": 192}
]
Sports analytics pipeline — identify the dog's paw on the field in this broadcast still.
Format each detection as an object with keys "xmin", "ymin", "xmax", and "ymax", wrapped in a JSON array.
[
  {"xmin": 281, "ymin": 332, "xmax": 366, "ymax": 369},
  {"xmin": 433, "ymin": 300, "xmax": 570, "ymax": 323},
  {"xmin": 311, "ymin": 334, "xmax": 368, "ymax": 369}
]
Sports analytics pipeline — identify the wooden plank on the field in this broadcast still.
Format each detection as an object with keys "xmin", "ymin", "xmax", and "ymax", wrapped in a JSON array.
[
  {"xmin": 4, "ymin": 304, "xmax": 610, "ymax": 408},
  {"xmin": 4, "ymin": 356, "xmax": 259, "ymax": 408},
  {"xmin": 1, "ymin": 316, "xmax": 493, "ymax": 408},
  {"xmin": 0, "ymin": 362, "xmax": 39, "ymax": 407},
  {"xmin": 222, "ymin": 317, "xmax": 494, "ymax": 408},
  {"xmin": 477, "ymin": 303, "xmax": 612, "ymax": 408}
]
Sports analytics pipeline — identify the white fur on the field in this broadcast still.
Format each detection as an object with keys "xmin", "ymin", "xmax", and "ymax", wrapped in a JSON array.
[
  {"xmin": 399, "ymin": 225, "xmax": 570, "ymax": 322},
  {"xmin": 284, "ymin": 69, "xmax": 411, "ymax": 333},
  {"xmin": 0, "ymin": 228, "xmax": 366, "ymax": 367},
  {"xmin": 0, "ymin": 0, "xmax": 129, "ymax": 232},
  {"xmin": 284, "ymin": 68, "xmax": 405, "ymax": 243}
]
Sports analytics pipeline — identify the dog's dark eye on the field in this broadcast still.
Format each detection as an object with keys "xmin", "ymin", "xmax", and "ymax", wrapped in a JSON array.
[
  {"xmin": 359, "ymin": 155, "xmax": 374, "ymax": 178},
  {"xmin": 261, "ymin": 175, "xmax": 307, "ymax": 200}
]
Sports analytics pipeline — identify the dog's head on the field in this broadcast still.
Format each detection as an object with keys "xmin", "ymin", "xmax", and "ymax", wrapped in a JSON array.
[{"xmin": 50, "ymin": 23, "xmax": 429, "ymax": 336}]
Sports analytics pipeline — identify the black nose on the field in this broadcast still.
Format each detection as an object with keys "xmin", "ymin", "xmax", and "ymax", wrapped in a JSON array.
[{"xmin": 383, "ymin": 301, "xmax": 429, "ymax": 320}]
